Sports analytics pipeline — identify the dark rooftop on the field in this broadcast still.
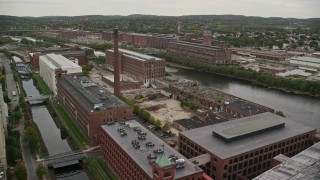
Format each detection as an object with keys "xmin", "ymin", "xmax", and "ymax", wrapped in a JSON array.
[
  {"xmin": 228, "ymin": 100, "xmax": 269, "ymax": 116},
  {"xmin": 58, "ymin": 75, "xmax": 128, "ymax": 112},
  {"xmin": 34, "ymin": 48, "xmax": 87, "ymax": 57},
  {"xmin": 212, "ymin": 117, "xmax": 285, "ymax": 142},
  {"xmin": 171, "ymin": 41, "xmax": 223, "ymax": 50},
  {"xmin": 254, "ymin": 142, "xmax": 320, "ymax": 180},
  {"xmin": 180, "ymin": 112, "xmax": 315, "ymax": 159},
  {"xmin": 101, "ymin": 120, "xmax": 203, "ymax": 179},
  {"xmin": 175, "ymin": 113, "xmax": 227, "ymax": 130}
]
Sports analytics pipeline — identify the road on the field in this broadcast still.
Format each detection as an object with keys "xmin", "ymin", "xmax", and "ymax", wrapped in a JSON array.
[
  {"xmin": 0, "ymin": 53, "xmax": 19, "ymax": 109},
  {"xmin": 0, "ymin": 53, "xmax": 38, "ymax": 180}
]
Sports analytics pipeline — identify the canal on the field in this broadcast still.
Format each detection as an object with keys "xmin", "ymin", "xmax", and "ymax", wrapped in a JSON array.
[
  {"xmin": 166, "ymin": 66, "xmax": 320, "ymax": 131},
  {"xmin": 18, "ymin": 63, "xmax": 89, "ymax": 178}
]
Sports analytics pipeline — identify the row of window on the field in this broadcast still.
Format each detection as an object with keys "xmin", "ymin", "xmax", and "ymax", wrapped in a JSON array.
[{"xmin": 100, "ymin": 132, "xmax": 151, "ymax": 180}]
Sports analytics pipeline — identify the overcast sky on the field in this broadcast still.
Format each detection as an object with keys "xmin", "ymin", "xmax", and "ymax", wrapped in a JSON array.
[{"xmin": 0, "ymin": 0, "xmax": 319, "ymax": 18}]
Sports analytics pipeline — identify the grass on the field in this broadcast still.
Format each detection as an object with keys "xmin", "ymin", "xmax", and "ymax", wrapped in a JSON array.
[
  {"xmin": 33, "ymin": 75, "xmax": 52, "ymax": 95},
  {"xmin": 51, "ymin": 102, "xmax": 89, "ymax": 148},
  {"xmin": 84, "ymin": 157, "xmax": 118, "ymax": 180}
]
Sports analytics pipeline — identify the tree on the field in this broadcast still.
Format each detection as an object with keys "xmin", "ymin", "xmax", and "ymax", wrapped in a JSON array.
[
  {"xmin": 154, "ymin": 119, "xmax": 162, "ymax": 127},
  {"xmin": 290, "ymin": 43, "xmax": 298, "ymax": 49},
  {"xmin": 162, "ymin": 122, "xmax": 171, "ymax": 132},
  {"xmin": 309, "ymin": 40, "xmax": 318, "ymax": 48},
  {"xmin": 36, "ymin": 164, "xmax": 48, "ymax": 179},
  {"xmin": 14, "ymin": 162, "xmax": 27, "ymax": 180},
  {"xmin": 275, "ymin": 110, "xmax": 286, "ymax": 117},
  {"xmin": 10, "ymin": 111, "xmax": 23, "ymax": 123},
  {"xmin": 277, "ymin": 41, "xmax": 283, "ymax": 49},
  {"xmin": 24, "ymin": 126, "xmax": 39, "ymax": 152}
]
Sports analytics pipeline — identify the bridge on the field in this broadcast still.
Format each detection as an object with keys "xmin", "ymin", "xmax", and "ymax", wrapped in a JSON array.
[
  {"xmin": 38, "ymin": 150, "xmax": 87, "ymax": 167},
  {"xmin": 37, "ymin": 146, "xmax": 100, "ymax": 167},
  {"xmin": 24, "ymin": 95, "xmax": 52, "ymax": 102}
]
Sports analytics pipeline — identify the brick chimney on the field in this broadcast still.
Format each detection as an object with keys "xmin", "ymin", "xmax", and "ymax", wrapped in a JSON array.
[
  {"xmin": 203, "ymin": 30, "xmax": 212, "ymax": 45},
  {"xmin": 113, "ymin": 28, "xmax": 121, "ymax": 96}
]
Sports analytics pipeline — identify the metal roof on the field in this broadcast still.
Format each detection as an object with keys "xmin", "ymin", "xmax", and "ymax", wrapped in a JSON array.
[{"xmin": 254, "ymin": 142, "xmax": 320, "ymax": 180}]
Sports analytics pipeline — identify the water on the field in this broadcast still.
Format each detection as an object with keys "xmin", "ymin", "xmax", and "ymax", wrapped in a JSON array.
[
  {"xmin": 166, "ymin": 66, "xmax": 320, "ymax": 131},
  {"xmin": 21, "ymin": 74, "xmax": 89, "ymax": 179}
]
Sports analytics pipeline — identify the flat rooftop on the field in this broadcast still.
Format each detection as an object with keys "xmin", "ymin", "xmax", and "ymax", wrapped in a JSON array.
[
  {"xmin": 101, "ymin": 120, "xmax": 203, "ymax": 179},
  {"xmin": 180, "ymin": 112, "xmax": 315, "ymax": 159},
  {"xmin": 290, "ymin": 56, "xmax": 320, "ymax": 64},
  {"xmin": 58, "ymin": 75, "xmax": 128, "ymax": 112},
  {"xmin": 41, "ymin": 53, "xmax": 81, "ymax": 70},
  {"xmin": 254, "ymin": 142, "xmax": 320, "ymax": 180},
  {"xmin": 165, "ymin": 79, "xmax": 273, "ymax": 116},
  {"xmin": 107, "ymin": 49, "xmax": 163, "ymax": 62},
  {"xmin": 212, "ymin": 116, "xmax": 285, "ymax": 142},
  {"xmin": 171, "ymin": 41, "xmax": 222, "ymax": 51},
  {"xmin": 175, "ymin": 113, "xmax": 227, "ymax": 130}
]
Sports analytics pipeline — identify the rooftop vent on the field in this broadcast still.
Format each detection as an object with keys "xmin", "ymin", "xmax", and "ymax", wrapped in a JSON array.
[{"xmin": 99, "ymin": 90, "xmax": 107, "ymax": 100}]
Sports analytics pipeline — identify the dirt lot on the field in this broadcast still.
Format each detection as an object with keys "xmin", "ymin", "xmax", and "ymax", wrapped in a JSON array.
[
  {"xmin": 122, "ymin": 88, "xmax": 193, "ymax": 125},
  {"xmin": 140, "ymin": 99, "xmax": 193, "ymax": 124}
]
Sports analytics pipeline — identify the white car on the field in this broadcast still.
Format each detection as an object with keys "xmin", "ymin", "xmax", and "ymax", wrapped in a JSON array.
[{"xmin": 0, "ymin": 171, "xmax": 4, "ymax": 179}]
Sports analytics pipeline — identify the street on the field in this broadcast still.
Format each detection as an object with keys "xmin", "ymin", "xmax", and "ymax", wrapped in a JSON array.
[{"xmin": 0, "ymin": 53, "xmax": 38, "ymax": 180}]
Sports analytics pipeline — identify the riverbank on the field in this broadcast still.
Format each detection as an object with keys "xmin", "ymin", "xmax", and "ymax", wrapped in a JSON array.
[
  {"xmin": 166, "ymin": 62, "xmax": 195, "ymax": 70},
  {"xmin": 167, "ymin": 62, "xmax": 320, "ymax": 99}
]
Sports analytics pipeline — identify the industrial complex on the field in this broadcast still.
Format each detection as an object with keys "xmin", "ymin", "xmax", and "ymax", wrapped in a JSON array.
[
  {"xmin": 179, "ymin": 112, "xmax": 316, "ymax": 180},
  {"xmin": 57, "ymin": 75, "xmax": 133, "ymax": 144}
]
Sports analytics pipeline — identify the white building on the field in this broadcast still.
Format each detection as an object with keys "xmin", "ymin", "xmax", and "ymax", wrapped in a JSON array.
[
  {"xmin": 289, "ymin": 56, "xmax": 320, "ymax": 69},
  {"xmin": 39, "ymin": 53, "xmax": 82, "ymax": 95}
]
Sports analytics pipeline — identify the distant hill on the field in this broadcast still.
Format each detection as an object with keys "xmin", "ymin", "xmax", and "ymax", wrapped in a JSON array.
[{"xmin": 0, "ymin": 14, "xmax": 319, "ymax": 34}]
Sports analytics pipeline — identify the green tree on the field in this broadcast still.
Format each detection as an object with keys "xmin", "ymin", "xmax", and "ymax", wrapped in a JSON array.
[
  {"xmin": 162, "ymin": 122, "xmax": 171, "ymax": 132},
  {"xmin": 24, "ymin": 126, "xmax": 39, "ymax": 152},
  {"xmin": 290, "ymin": 43, "xmax": 298, "ymax": 49},
  {"xmin": 277, "ymin": 41, "xmax": 283, "ymax": 49},
  {"xmin": 2, "ymin": 48, "xmax": 12, "ymax": 59},
  {"xmin": 154, "ymin": 119, "xmax": 162, "ymax": 127},
  {"xmin": 36, "ymin": 164, "xmax": 48, "ymax": 179},
  {"xmin": 14, "ymin": 162, "xmax": 27, "ymax": 180},
  {"xmin": 275, "ymin": 110, "xmax": 286, "ymax": 117},
  {"xmin": 10, "ymin": 111, "xmax": 23, "ymax": 123}
]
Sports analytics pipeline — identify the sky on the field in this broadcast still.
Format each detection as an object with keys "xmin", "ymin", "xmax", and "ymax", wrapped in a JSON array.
[{"xmin": 0, "ymin": 0, "xmax": 319, "ymax": 18}]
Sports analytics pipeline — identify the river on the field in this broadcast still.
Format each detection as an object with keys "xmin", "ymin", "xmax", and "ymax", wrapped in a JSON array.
[
  {"xmin": 18, "ymin": 60, "xmax": 89, "ymax": 179},
  {"xmin": 166, "ymin": 66, "xmax": 320, "ymax": 131}
]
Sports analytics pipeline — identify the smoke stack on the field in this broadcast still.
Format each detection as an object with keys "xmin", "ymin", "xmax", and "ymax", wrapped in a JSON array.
[
  {"xmin": 203, "ymin": 30, "xmax": 212, "ymax": 45},
  {"xmin": 113, "ymin": 28, "xmax": 121, "ymax": 96}
]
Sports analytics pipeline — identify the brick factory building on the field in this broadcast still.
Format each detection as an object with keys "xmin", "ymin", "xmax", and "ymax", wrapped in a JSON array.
[
  {"xmin": 120, "ymin": 33, "xmax": 150, "ymax": 47},
  {"xmin": 102, "ymin": 31, "xmax": 113, "ymax": 41},
  {"xmin": 61, "ymin": 43, "xmax": 94, "ymax": 57},
  {"xmin": 254, "ymin": 142, "xmax": 320, "ymax": 180},
  {"xmin": 167, "ymin": 41, "xmax": 232, "ymax": 65},
  {"xmin": 147, "ymin": 34, "xmax": 179, "ymax": 50},
  {"xmin": 100, "ymin": 120, "xmax": 210, "ymax": 180},
  {"xmin": 179, "ymin": 112, "xmax": 316, "ymax": 180},
  {"xmin": 39, "ymin": 53, "xmax": 82, "ymax": 95},
  {"xmin": 29, "ymin": 47, "xmax": 89, "ymax": 70},
  {"xmin": 106, "ymin": 49, "xmax": 165, "ymax": 84},
  {"xmin": 57, "ymin": 75, "xmax": 133, "ymax": 144},
  {"xmin": 162, "ymin": 79, "xmax": 274, "ymax": 118}
]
